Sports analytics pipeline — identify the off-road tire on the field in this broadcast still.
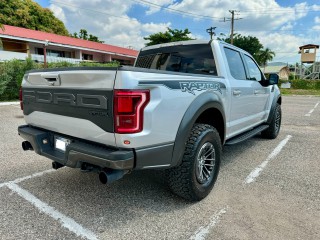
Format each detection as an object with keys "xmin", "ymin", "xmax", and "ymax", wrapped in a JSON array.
[
  {"xmin": 261, "ymin": 103, "xmax": 281, "ymax": 139},
  {"xmin": 166, "ymin": 124, "xmax": 221, "ymax": 201}
]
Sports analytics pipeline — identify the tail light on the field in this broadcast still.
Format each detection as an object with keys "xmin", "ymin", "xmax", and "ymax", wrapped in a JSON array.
[
  {"xmin": 19, "ymin": 87, "xmax": 23, "ymax": 110},
  {"xmin": 114, "ymin": 90, "xmax": 150, "ymax": 133}
]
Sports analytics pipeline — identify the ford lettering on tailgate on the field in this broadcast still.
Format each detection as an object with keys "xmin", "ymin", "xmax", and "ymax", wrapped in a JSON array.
[{"xmin": 23, "ymin": 90, "xmax": 108, "ymax": 109}]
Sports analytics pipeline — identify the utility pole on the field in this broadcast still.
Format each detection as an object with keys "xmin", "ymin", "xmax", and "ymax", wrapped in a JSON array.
[
  {"xmin": 229, "ymin": 10, "xmax": 235, "ymax": 45},
  {"xmin": 43, "ymin": 40, "xmax": 49, "ymax": 68},
  {"xmin": 221, "ymin": 10, "xmax": 242, "ymax": 45},
  {"xmin": 206, "ymin": 27, "xmax": 216, "ymax": 40}
]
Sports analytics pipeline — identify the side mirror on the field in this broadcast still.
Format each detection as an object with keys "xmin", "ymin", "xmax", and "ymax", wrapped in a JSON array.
[{"xmin": 268, "ymin": 73, "xmax": 279, "ymax": 85}]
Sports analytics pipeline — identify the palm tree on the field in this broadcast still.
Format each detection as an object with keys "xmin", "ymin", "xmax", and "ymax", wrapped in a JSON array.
[{"xmin": 257, "ymin": 48, "xmax": 275, "ymax": 72}]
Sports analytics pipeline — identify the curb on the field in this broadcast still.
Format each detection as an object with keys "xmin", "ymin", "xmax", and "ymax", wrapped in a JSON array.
[{"xmin": 0, "ymin": 102, "xmax": 20, "ymax": 106}]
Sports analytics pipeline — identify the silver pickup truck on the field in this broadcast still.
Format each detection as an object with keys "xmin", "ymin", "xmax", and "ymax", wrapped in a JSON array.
[{"xmin": 18, "ymin": 40, "xmax": 281, "ymax": 201}]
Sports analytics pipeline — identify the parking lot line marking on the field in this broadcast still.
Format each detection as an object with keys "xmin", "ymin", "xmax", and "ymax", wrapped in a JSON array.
[
  {"xmin": 7, "ymin": 183, "xmax": 99, "ymax": 240},
  {"xmin": 13, "ymin": 169, "xmax": 56, "ymax": 184},
  {"xmin": 245, "ymin": 135, "xmax": 292, "ymax": 184},
  {"xmin": 0, "ymin": 169, "xmax": 55, "ymax": 189},
  {"xmin": 305, "ymin": 102, "xmax": 319, "ymax": 116},
  {"xmin": 190, "ymin": 207, "xmax": 228, "ymax": 240}
]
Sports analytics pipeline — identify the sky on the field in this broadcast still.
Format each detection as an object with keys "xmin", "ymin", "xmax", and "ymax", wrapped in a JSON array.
[{"xmin": 33, "ymin": 0, "xmax": 320, "ymax": 64}]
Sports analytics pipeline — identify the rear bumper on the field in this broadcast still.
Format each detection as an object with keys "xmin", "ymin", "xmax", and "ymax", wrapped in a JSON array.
[{"xmin": 18, "ymin": 125, "xmax": 134, "ymax": 170}]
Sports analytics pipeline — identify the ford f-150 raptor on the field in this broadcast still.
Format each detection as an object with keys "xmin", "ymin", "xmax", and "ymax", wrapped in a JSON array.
[{"xmin": 18, "ymin": 40, "xmax": 281, "ymax": 201}]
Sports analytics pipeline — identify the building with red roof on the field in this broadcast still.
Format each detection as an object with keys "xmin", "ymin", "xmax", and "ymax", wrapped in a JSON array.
[{"xmin": 0, "ymin": 25, "xmax": 138, "ymax": 65}]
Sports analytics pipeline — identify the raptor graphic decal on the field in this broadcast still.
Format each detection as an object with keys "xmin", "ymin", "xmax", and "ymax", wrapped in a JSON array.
[
  {"xmin": 139, "ymin": 80, "xmax": 225, "ymax": 95},
  {"xmin": 179, "ymin": 82, "xmax": 222, "ymax": 95}
]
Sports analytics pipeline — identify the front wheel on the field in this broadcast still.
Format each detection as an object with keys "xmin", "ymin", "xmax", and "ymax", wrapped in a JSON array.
[
  {"xmin": 261, "ymin": 103, "xmax": 281, "ymax": 139},
  {"xmin": 166, "ymin": 124, "xmax": 221, "ymax": 201}
]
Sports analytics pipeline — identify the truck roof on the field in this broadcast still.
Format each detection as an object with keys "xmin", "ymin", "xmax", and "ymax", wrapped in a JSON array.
[
  {"xmin": 141, "ymin": 39, "xmax": 212, "ymax": 51},
  {"xmin": 140, "ymin": 39, "xmax": 251, "ymax": 57}
]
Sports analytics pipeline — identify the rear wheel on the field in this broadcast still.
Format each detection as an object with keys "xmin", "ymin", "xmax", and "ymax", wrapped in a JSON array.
[
  {"xmin": 166, "ymin": 124, "xmax": 221, "ymax": 201},
  {"xmin": 261, "ymin": 103, "xmax": 281, "ymax": 139}
]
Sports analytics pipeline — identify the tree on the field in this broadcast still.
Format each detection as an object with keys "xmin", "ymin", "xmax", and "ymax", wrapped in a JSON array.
[
  {"xmin": 222, "ymin": 34, "xmax": 263, "ymax": 57},
  {"xmin": 144, "ymin": 28, "xmax": 193, "ymax": 46},
  {"xmin": 88, "ymin": 34, "xmax": 104, "ymax": 43},
  {"xmin": 72, "ymin": 29, "xmax": 104, "ymax": 43},
  {"xmin": 256, "ymin": 48, "xmax": 275, "ymax": 67},
  {"xmin": 219, "ymin": 34, "xmax": 275, "ymax": 65},
  {"xmin": 79, "ymin": 29, "xmax": 88, "ymax": 40},
  {"xmin": 0, "ymin": 0, "xmax": 69, "ymax": 36}
]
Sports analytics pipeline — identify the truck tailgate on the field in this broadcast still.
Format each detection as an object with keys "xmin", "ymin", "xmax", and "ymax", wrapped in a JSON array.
[{"xmin": 21, "ymin": 68, "xmax": 117, "ymax": 146}]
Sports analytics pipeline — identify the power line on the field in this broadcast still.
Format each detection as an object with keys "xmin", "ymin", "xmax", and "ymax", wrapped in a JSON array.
[
  {"xmin": 50, "ymin": 0, "xmax": 320, "ymax": 37},
  {"xmin": 50, "ymin": 0, "xmax": 140, "ymax": 22},
  {"xmin": 239, "ymin": 8, "xmax": 320, "ymax": 13},
  {"xmin": 131, "ymin": 0, "xmax": 320, "ymax": 17},
  {"xmin": 51, "ymin": 0, "xmax": 224, "ymax": 23},
  {"xmin": 129, "ymin": 0, "xmax": 222, "ymax": 20}
]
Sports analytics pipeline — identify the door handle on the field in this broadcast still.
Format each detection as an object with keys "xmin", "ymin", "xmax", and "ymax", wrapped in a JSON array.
[
  {"xmin": 254, "ymin": 90, "xmax": 265, "ymax": 95},
  {"xmin": 233, "ymin": 90, "xmax": 241, "ymax": 96},
  {"xmin": 41, "ymin": 73, "xmax": 61, "ymax": 86}
]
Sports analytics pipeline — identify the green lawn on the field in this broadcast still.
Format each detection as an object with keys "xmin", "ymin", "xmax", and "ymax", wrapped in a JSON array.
[{"xmin": 280, "ymin": 89, "xmax": 320, "ymax": 96}]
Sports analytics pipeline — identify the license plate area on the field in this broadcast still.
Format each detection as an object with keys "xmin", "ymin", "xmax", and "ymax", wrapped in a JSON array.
[{"xmin": 54, "ymin": 136, "xmax": 71, "ymax": 152}]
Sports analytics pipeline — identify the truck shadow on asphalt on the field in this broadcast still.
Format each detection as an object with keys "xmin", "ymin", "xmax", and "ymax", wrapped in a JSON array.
[{"xmin": 221, "ymin": 134, "xmax": 268, "ymax": 167}]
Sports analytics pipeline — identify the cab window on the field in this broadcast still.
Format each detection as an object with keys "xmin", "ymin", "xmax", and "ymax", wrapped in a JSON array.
[
  {"xmin": 224, "ymin": 47, "xmax": 246, "ymax": 80},
  {"xmin": 244, "ymin": 55, "xmax": 263, "ymax": 81},
  {"xmin": 135, "ymin": 44, "xmax": 217, "ymax": 76}
]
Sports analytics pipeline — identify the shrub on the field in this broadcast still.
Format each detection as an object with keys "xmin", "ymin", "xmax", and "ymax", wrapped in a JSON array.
[
  {"xmin": 46, "ymin": 61, "xmax": 76, "ymax": 68},
  {"xmin": 0, "ymin": 58, "xmax": 38, "ymax": 100},
  {"xmin": 0, "ymin": 59, "xmax": 120, "ymax": 101},
  {"xmin": 80, "ymin": 61, "xmax": 120, "ymax": 67},
  {"xmin": 279, "ymin": 79, "xmax": 320, "ymax": 90}
]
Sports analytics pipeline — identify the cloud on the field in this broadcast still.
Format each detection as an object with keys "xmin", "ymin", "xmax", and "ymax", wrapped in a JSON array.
[
  {"xmin": 49, "ymin": 4, "xmax": 67, "ymax": 24},
  {"xmin": 142, "ymin": 22, "xmax": 171, "ymax": 34},
  {"xmin": 49, "ymin": 0, "xmax": 171, "ymax": 49},
  {"xmin": 165, "ymin": 0, "xmax": 311, "ymax": 32},
  {"xmin": 144, "ymin": 0, "xmax": 175, "ymax": 15},
  {"xmin": 313, "ymin": 17, "xmax": 320, "ymax": 31},
  {"xmin": 258, "ymin": 33, "xmax": 301, "ymax": 61},
  {"xmin": 311, "ymin": 4, "xmax": 320, "ymax": 11},
  {"xmin": 47, "ymin": 0, "xmax": 320, "ymax": 61},
  {"xmin": 280, "ymin": 22, "xmax": 294, "ymax": 31}
]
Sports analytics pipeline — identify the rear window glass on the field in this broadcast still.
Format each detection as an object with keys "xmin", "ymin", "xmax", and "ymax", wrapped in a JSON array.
[{"xmin": 135, "ymin": 44, "xmax": 217, "ymax": 76}]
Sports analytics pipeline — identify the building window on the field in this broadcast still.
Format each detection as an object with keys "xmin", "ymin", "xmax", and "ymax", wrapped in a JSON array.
[
  {"xmin": 35, "ymin": 48, "xmax": 71, "ymax": 58},
  {"xmin": 82, "ymin": 54, "xmax": 93, "ymax": 60},
  {"xmin": 36, "ymin": 48, "xmax": 44, "ymax": 55}
]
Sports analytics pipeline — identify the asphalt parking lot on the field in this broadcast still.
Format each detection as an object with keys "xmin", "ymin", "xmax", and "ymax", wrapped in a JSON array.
[{"xmin": 0, "ymin": 95, "xmax": 319, "ymax": 240}]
